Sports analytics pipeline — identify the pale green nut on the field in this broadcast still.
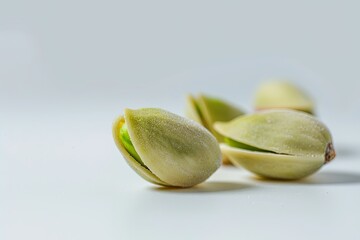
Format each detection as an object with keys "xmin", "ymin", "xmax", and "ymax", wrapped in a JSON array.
[
  {"xmin": 185, "ymin": 93, "xmax": 245, "ymax": 142},
  {"xmin": 214, "ymin": 110, "xmax": 336, "ymax": 180},
  {"xmin": 113, "ymin": 108, "xmax": 222, "ymax": 187},
  {"xmin": 254, "ymin": 81, "xmax": 315, "ymax": 114}
]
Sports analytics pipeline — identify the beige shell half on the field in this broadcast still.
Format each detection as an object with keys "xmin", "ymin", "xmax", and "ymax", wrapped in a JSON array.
[
  {"xmin": 220, "ymin": 144, "xmax": 324, "ymax": 180},
  {"xmin": 113, "ymin": 108, "xmax": 222, "ymax": 187}
]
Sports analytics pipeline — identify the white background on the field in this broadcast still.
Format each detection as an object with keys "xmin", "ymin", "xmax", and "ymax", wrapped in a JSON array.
[{"xmin": 1, "ymin": 1, "xmax": 360, "ymax": 240}]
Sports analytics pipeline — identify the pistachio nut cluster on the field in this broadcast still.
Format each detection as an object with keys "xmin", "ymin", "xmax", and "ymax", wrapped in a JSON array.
[
  {"xmin": 254, "ymin": 81, "xmax": 314, "ymax": 114},
  {"xmin": 113, "ymin": 108, "xmax": 221, "ymax": 187},
  {"xmin": 113, "ymin": 81, "xmax": 336, "ymax": 186},
  {"xmin": 214, "ymin": 110, "xmax": 336, "ymax": 180}
]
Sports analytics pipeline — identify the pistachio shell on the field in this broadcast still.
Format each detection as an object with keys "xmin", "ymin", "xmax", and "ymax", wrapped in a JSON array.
[
  {"xmin": 220, "ymin": 144, "xmax": 324, "ymax": 179},
  {"xmin": 214, "ymin": 110, "xmax": 336, "ymax": 180},
  {"xmin": 185, "ymin": 95, "xmax": 204, "ymax": 127},
  {"xmin": 215, "ymin": 110, "xmax": 331, "ymax": 156},
  {"xmin": 186, "ymin": 94, "xmax": 245, "ymax": 142},
  {"xmin": 113, "ymin": 108, "xmax": 221, "ymax": 187},
  {"xmin": 254, "ymin": 81, "xmax": 314, "ymax": 114}
]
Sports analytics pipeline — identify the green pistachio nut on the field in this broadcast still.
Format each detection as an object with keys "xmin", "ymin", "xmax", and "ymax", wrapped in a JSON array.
[
  {"xmin": 254, "ymin": 81, "xmax": 315, "ymax": 114},
  {"xmin": 214, "ymin": 110, "xmax": 336, "ymax": 180},
  {"xmin": 185, "ymin": 93, "xmax": 245, "ymax": 142},
  {"xmin": 113, "ymin": 108, "xmax": 222, "ymax": 187}
]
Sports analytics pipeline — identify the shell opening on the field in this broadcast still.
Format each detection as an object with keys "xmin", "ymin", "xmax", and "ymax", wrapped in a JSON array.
[
  {"xmin": 119, "ymin": 123, "xmax": 148, "ymax": 168},
  {"xmin": 224, "ymin": 137, "xmax": 275, "ymax": 153}
]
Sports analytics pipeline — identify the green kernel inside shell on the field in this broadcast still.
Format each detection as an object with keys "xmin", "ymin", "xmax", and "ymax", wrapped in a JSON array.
[
  {"xmin": 224, "ymin": 137, "xmax": 276, "ymax": 154},
  {"xmin": 119, "ymin": 123, "xmax": 146, "ymax": 167}
]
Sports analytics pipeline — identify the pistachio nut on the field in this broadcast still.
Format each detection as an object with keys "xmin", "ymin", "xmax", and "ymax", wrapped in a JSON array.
[
  {"xmin": 186, "ymin": 93, "xmax": 245, "ymax": 142},
  {"xmin": 254, "ymin": 81, "xmax": 314, "ymax": 114},
  {"xmin": 214, "ymin": 110, "xmax": 336, "ymax": 180},
  {"xmin": 113, "ymin": 108, "xmax": 221, "ymax": 187}
]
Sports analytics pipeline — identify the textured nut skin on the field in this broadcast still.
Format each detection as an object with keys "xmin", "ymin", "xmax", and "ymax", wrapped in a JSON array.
[
  {"xmin": 215, "ymin": 110, "xmax": 336, "ymax": 180},
  {"xmin": 254, "ymin": 81, "xmax": 314, "ymax": 114},
  {"xmin": 113, "ymin": 108, "xmax": 222, "ymax": 187}
]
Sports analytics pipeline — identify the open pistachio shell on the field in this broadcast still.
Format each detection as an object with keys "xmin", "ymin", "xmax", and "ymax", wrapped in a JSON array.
[
  {"xmin": 254, "ymin": 81, "xmax": 314, "ymax": 114},
  {"xmin": 186, "ymin": 94, "xmax": 245, "ymax": 142},
  {"xmin": 113, "ymin": 108, "xmax": 221, "ymax": 187},
  {"xmin": 185, "ymin": 94, "xmax": 245, "ymax": 165},
  {"xmin": 214, "ymin": 110, "xmax": 336, "ymax": 180}
]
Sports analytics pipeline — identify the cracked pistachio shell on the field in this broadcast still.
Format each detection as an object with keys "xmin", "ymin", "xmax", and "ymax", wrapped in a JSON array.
[
  {"xmin": 254, "ymin": 81, "xmax": 314, "ymax": 114},
  {"xmin": 113, "ymin": 108, "xmax": 221, "ymax": 187},
  {"xmin": 214, "ymin": 110, "xmax": 336, "ymax": 180},
  {"xmin": 185, "ymin": 93, "xmax": 245, "ymax": 142}
]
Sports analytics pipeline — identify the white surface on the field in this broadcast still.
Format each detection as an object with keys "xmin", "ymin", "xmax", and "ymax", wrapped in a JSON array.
[
  {"xmin": 1, "ymin": 109, "xmax": 360, "ymax": 240},
  {"xmin": 1, "ymin": 1, "xmax": 360, "ymax": 239}
]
